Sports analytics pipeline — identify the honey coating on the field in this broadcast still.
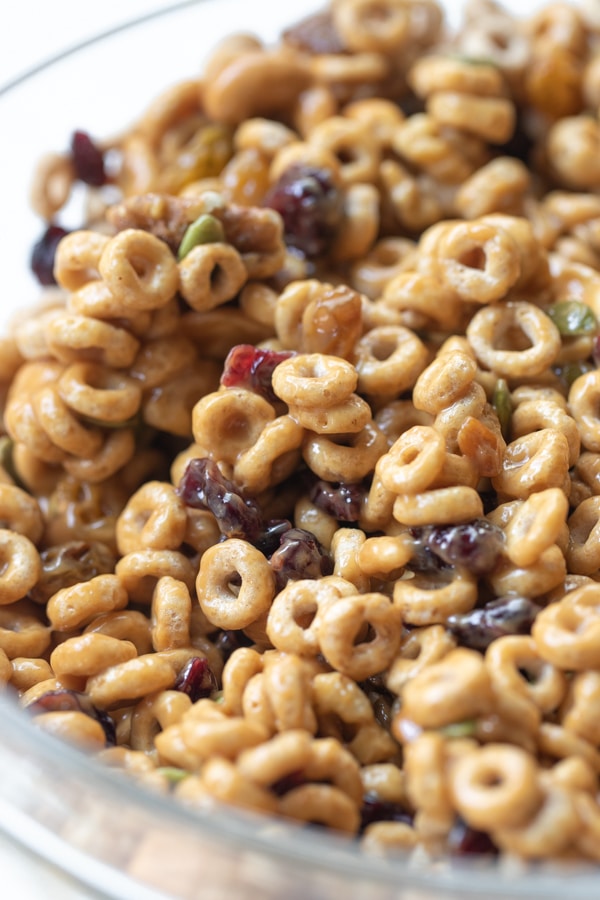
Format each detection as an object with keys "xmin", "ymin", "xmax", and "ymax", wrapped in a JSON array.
[{"xmin": 11, "ymin": 0, "xmax": 600, "ymax": 868}]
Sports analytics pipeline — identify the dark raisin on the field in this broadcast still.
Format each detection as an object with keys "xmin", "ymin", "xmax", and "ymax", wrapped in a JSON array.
[
  {"xmin": 30, "ymin": 541, "xmax": 116, "ymax": 605},
  {"xmin": 448, "ymin": 817, "xmax": 498, "ymax": 856},
  {"xmin": 360, "ymin": 794, "xmax": 413, "ymax": 833},
  {"xmin": 270, "ymin": 527, "xmax": 333, "ymax": 590},
  {"xmin": 422, "ymin": 519, "xmax": 505, "ymax": 575},
  {"xmin": 178, "ymin": 458, "xmax": 263, "ymax": 541},
  {"xmin": 173, "ymin": 657, "xmax": 218, "ymax": 703},
  {"xmin": 30, "ymin": 224, "xmax": 70, "ymax": 286},
  {"xmin": 447, "ymin": 596, "xmax": 541, "ymax": 653},
  {"xmin": 407, "ymin": 531, "xmax": 450, "ymax": 574},
  {"xmin": 308, "ymin": 479, "xmax": 365, "ymax": 522},
  {"xmin": 282, "ymin": 11, "xmax": 346, "ymax": 55},
  {"xmin": 263, "ymin": 164, "xmax": 344, "ymax": 258},
  {"xmin": 220, "ymin": 344, "xmax": 295, "ymax": 402},
  {"xmin": 254, "ymin": 518, "xmax": 293, "ymax": 556},
  {"xmin": 70, "ymin": 130, "xmax": 107, "ymax": 186}
]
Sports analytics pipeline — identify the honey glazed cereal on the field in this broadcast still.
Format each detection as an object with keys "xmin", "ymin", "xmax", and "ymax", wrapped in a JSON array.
[{"xmin": 8, "ymin": 0, "xmax": 600, "ymax": 866}]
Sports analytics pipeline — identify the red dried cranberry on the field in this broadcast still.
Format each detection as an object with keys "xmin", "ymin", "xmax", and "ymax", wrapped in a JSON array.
[
  {"xmin": 70, "ymin": 130, "xmax": 106, "ymax": 186},
  {"xmin": 308, "ymin": 479, "xmax": 365, "ymax": 522},
  {"xmin": 447, "ymin": 596, "xmax": 541, "ymax": 653},
  {"xmin": 173, "ymin": 657, "xmax": 217, "ymax": 702},
  {"xmin": 270, "ymin": 527, "xmax": 333, "ymax": 590},
  {"xmin": 178, "ymin": 458, "xmax": 263, "ymax": 541},
  {"xmin": 263, "ymin": 164, "xmax": 344, "ymax": 258},
  {"xmin": 220, "ymin": 344, "xmax": 295, "ymax": 402},
  {"xmin": 30, "ymin": 224, "xmax": 69, "ymax": 285}
]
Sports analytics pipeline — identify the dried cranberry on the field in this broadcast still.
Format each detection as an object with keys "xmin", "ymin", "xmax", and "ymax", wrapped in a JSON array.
[
  {"xmin": 220, "ymin": 344, "xmax": 295, "ymax": 402},
  {"xmin": 415, "ymin": 519, "xmax": 505, "ymax": 576},
  {"xmin": 448, "ymin": 817, "xmax": 498, "ymax": 856},
  {"xmin": 447, "ymin": 596, "xmax": 541, "ymax": 653},
  {"xmin": 270, "ymin": 527, "xmax": 333, "ymax": 590},
  {"xmin": 173, "ymin": 657, "xmax": 217, "ymax": 702},
  {"xmin": 360, "ymin": 794, "xmax": 413, "ymax": 833},
  {"xmin": 263, "ymin": 164, "xmax": 344, "ymax": 258},
  {"xmin": 178, "ymin": 458, "xmax": 263, "ymax": 541},
  {"xmin": 27, "ymin": 688, "xmax": 116, "ymax": 745},
  {"xmin": 70, "ymin": 130, "xmax": 106, "ymax": 186},
  {"xmin": 308, "ymin": 479, "xmax": 365, "ymax": 522},
  {"xmin": 30, "ymin": 224, "xmax": 69, "ymax": 285}
]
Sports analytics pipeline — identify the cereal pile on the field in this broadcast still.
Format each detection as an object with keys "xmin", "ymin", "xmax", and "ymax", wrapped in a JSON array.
[{"xmin": 5, "ymin": 0, "xmax": 600, "ymax": 864}]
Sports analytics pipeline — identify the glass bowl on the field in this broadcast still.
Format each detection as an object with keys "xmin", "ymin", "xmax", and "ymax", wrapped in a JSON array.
[{"xmin": 1, "ymin": 2, "xmax": 599, "ymax": 898}]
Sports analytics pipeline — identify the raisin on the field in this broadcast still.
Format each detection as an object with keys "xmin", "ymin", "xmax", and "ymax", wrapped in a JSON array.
[
  {"xmin": 70, "ymin": 130, "xmax": 107, "ymax": 186},
  {"xmin": 270, "ymin": 527, "xmax": 333, "ymax": 591},
  {"xmin": 178, "ymin": 458, "xmax": 263, "ymax": 541},
  {"xmin": 263, "ymin": 164, "xmax": 344, "ymax": 258},
  {"xmin": 308, "ymin": 478, "xmax": 365, "ymax": 522},
  {"xmin": 413, "ymin": 519, "xmax": 505, "ymax": 576},
  {"xmin": 30, "ymin": 224, "xmax": 69, "ymax": 286},
  {"xmin": 447, "ymin": 596, "xmax": 541, "ymax": 653},
  {"xmin": 173, "ymin": 657, "xmax": 218, "ymax": 703}
]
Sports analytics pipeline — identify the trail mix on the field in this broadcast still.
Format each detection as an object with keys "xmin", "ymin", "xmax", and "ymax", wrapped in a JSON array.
[{"xmin": 5, "ymin": 0, "xmax": 600, "ymax": 864}]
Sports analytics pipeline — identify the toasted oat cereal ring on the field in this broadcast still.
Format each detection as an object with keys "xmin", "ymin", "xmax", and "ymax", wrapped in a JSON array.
[
  {"xmin": 58, "ymin": 361, "xmax": 142, "ymax": 424},
  {"xmin": 449, "ymin": 744, "xmax": 543, "ymax": 832},
  {"xmin": 47, "ymin": 574, "xmax": 128, "ymax": 631},
  {"xmin": 99, "ymin": 229, "xmax": 179, "ymax": 312},
  {"xmin": 393, "ymin": 485, "xmax": 484, "ymax": 527},
  {"xmin": 272, "ymin": 353, "xmax": 358, "ymax": 409},
  {"xmin": 116, "ymin": 481, "xmax": 188, "ymax": 556},
  {"xmin": 302, "ymin": 420, "xmax": 388, "ymax": 483},
  {"xmin": 0, "ymin": 603, "xmax": 51, "ymax": 658},
  {"xmin": 0, "ymin": 484, "xmax": 44, "ymax": 544},
  {"xmin": 50, "ymin": 633, "xmax": 138, "ymax": 679},
  {"xmin": 45, "ymin": 313, "xmax": 140, "ymax": 369},
  {"xmin": 467, "ymin": 301, "xmax": 561, "ymax": 378},
  {"xmin": 86, "ymin": 653, "xmax": 178, "ymax": 709},
  {"xmin": 32, "ymin": 710, "xmax": 108, "ymax": 752},
  {"xmin": 289, "ymin": 394, "xmax": 372, "ymax": 435},
  {"xmin": 376, "ymin": 425, "xmax": 446, "ymax": 495},
  {"xmin": 192, "ymin": 388, "xmax": 275, "ymax": 465},
  {"xmin": 0, "ymin": 530, "xmax": 41, "ymax": 606},
  {"xmin": 317, "ymin": 592, "xmax": 402, "ymax": 682},
  {"xmin": 197, "ymin": 539, "xmax": 275, "ymax": 630}
]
